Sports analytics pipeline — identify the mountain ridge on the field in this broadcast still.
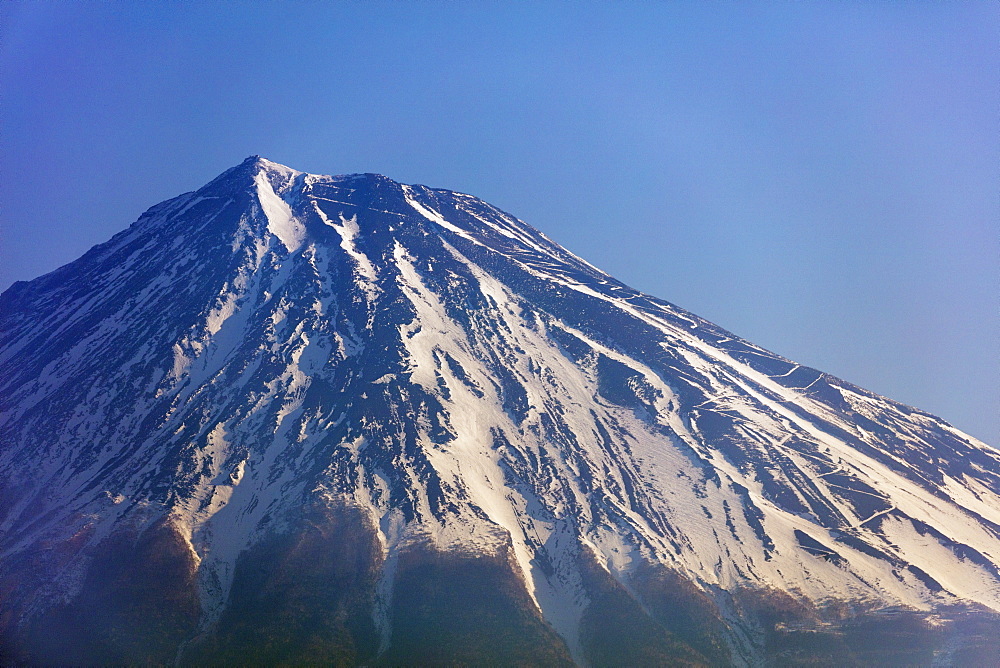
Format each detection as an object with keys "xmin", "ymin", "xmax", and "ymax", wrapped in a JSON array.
[{"xmin": 2, "ymin": 157, "xmax": 998, "ymax": 664}]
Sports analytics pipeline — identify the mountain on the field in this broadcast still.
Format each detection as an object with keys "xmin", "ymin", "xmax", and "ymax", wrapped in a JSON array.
[{"xmin": 2, "ymin": 156, "xmax": 999, "ymax": 665}]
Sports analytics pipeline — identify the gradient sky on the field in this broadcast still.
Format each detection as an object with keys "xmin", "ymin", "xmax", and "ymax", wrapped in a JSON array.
[{"xmin": 2, "ymin": 2, "xmax": 997, "ymax": 444}]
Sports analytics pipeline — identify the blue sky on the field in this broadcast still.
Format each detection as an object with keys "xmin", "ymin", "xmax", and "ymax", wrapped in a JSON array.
[{"xmin": 2, "ymin": 2, "xmax": 997, "ymax": 444}]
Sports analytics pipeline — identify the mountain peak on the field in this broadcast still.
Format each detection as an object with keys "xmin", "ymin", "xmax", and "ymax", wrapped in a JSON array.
[
  {"xmin": 248, "ymin": 154, "xmax": 301, "ymax": 177},
  {"xmin": 203, "ymin": 155, "xmax": 306, "ymax": 193},
  {"xmin": 239, "ymin": 153, "xmax": 291, "ymax": 171}
]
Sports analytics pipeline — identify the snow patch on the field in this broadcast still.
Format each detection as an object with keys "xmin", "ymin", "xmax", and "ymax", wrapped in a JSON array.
[{"xmin": 254, "ymin": 170, "xmax": 305, "ymax": 252}]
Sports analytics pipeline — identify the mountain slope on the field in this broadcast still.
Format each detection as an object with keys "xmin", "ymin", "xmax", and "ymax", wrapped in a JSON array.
[{"xmin": 2, "ymin": 156, "xmax": 999, "ymax": 664}]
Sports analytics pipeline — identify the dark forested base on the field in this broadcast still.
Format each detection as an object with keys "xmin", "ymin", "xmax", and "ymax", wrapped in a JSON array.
[
  {"xmin": 9, "ymin": 519, "xmax": 200, "ymax": 665},
  {"xmin": 181, "ymin": 504, "xmax": 383, "ymax": 666},
  {"xmin": 628, "ymin": 561, "xmax": 732, "ymax": 666},
  {"xmin": 381, "ymin": 540, "xmax": 575, "ymax": 666},
  {"xmin": 732, "ymin": 588, "xmax": 1000, "ymax": 666},
  {"xmin": 576, "ymin": 550, "xmax": 715, "ymax": 667},
  {"xmin": 4, "ymin": 517, "xmax": 1000, "ymax": 666}
]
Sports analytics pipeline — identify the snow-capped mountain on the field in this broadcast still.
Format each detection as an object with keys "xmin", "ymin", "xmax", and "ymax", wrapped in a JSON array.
[{"xmin": 2, "ymin": 156, "xmax": 998, "ymax": 665}]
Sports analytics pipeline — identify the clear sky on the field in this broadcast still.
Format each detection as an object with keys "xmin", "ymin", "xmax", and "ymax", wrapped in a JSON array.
[{"xmin": 2, "ymin": 2, "xmax": 997, "ymax": 444}]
